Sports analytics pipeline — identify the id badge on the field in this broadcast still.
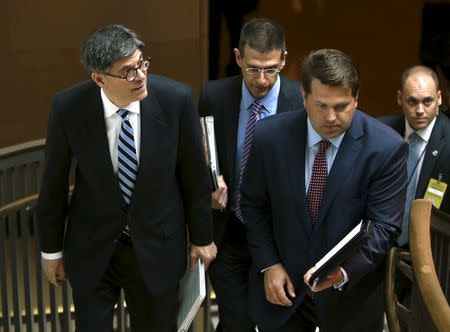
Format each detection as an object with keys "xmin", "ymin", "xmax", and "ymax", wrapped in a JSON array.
[{"xmin": 423, "ymin": 176, "xmax": 447, "ymax": 209}]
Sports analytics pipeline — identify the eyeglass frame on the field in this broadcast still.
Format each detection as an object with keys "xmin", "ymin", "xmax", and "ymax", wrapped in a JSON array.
[
  {"xmin": 244, "ymin": 67, "xmax": 281, "ymax": 76},
  {"xmin": 104, "ymin": 56, "xmax": 152, "ymax": 82}
]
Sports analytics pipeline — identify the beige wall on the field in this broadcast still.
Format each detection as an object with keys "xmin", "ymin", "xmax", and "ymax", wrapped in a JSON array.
[
  {"xmin": 1, "ymin": 1, "xmax": 432, "ymax": 148},
  {"xmin": 217, "ymin": 0, "xmax": 426, "ymax": 118},
  {"xmin": 1, "ymin": 0, "xmax": 208, "ymax": 148}
]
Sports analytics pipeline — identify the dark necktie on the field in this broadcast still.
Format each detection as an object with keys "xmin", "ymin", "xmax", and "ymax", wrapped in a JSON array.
[
  {"xmin": 307, "ymin": 140, "xmax": 331, "ymax": 224},
  {"xmin": 397, "ymin": 132, "xmax": 422, "ymax": 246},
  {"xmin": 235, "ymin": 100, "xmax": 264, "ymax": 222},
  {"xmin": 117, "ymin": 109, "xmax": 138, "ymax": 205},
  {"xmin": 306, "ymin": 139, "xmax": 331, "ymax": 298}
]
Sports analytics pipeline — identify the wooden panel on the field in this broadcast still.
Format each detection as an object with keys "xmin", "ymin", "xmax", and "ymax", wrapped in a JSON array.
[{"xmin": 1, "ymin": 0, "xmax": 208, "ymax": 148}]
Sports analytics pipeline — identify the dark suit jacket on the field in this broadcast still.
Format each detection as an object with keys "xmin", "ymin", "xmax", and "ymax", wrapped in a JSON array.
[
  {"xmin": 380, "ymin": 113, "xmax": 450, "ymax": 214},
  {"xmin": 240, "ymin": 110, "xmax": 408, "ymax": 331},
  {"xmin": 36, "ymin": 75, "xmax": 212, "ymax": 296},
  {"xmin": 198, "ymin": 75, "xmax": 304, "ymax": 245}
]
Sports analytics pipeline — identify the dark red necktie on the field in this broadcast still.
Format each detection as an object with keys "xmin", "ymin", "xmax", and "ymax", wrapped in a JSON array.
[
  {"xmin": 307, "ymin": 139, "xmax": 331, "ymax": 224},
  {"xmin": 306, "ymin": 139, "xmax": 331, "ymax": 298}
]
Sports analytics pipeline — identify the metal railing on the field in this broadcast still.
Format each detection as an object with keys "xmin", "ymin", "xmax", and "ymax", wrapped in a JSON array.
[
  {"xmin": 0, "ymin": 194, "xmax": 130, "ymax": 332},
  {"xmin": 0, "ymin": 139, "xmax": 214, "ymax": 332}
]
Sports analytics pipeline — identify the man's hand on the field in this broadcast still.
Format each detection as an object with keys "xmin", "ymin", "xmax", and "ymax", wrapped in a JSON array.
[
  {"xmin": 212, "ymin": 175, "xmax": 227, "ymax": 209},
  {"xmin": 264, "ymin": 263, "xmax": 296, "ymax": 306},
  {"xmin": 41, "ymin": 257, "xmax": 66, "ymax": 286},
  {"xmin": 190, "ymin": 242, "xmax": 217, "ymax": 270},
  {"xmin": 303, "ymin": 266, "xmax": 344, "ymax": 292}
]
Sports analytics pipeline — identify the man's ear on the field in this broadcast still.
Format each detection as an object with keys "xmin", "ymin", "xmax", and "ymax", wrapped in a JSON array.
[
  {"xmin": 91, "ymin": 73, "xmax": 104, "ymax": 88},
  {"xmin": 301, "ymin": 87, "xmax": 307, "ymax": 108},
  {"xmin": 279, "ymin": 51, "xmax": 287, "ymax": 70},
  {"xmin": 234, "ymin": 48, "xmax": 243, "ymax": 68},
  {"xmin": 396, "ymin": 90, "xmax": 402, "ymax": 106}
]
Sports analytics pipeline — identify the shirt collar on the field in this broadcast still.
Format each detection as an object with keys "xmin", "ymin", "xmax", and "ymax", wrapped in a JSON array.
[
  {"xmin": 241, "ymin": 75, "xmax": 281, "ymax": 114},
  {"xmin": 101, "ymin": 88, "xmax": 141, "ymax": 119},
  {"xmin": 307, "ymin": 117, "xmax": 345, "ymax": 149},
  {"xmin": 404, "ymin": 115, "xmax": 437, "ymax": 143}
]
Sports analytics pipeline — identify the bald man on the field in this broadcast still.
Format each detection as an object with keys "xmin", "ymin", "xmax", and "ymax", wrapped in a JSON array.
[{"xmin": 380, "ymin": 65, "xmax": 450, "ymax": 247}]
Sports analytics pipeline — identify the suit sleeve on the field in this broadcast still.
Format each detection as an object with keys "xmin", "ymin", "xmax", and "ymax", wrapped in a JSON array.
[
  {"xmin": 35, "ymin": 96, "xmax": 72, "ymax": 253},
  {"xmin": 198, "ymin": 84, "xmax": 210, "ymax": 117},
  {"xmin": 176, "ymin": 86, "xmax": 213, "ymax": 246},
  {"xmin": 342, "ymin": 140, "xmax": 408, "ymax": 287},
  {"xmin": 240, "ymin": 130, "xmax": 281, "ymax": 271}
]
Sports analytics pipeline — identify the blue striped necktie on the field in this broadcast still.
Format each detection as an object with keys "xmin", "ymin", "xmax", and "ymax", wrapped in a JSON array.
[
  {"xmin": 117, "ymin": 109, "xmax": 139, "ymax": 206},
  {"xmin": 235, "ymin": 100, "xmax": 264, "ymax": 223}
]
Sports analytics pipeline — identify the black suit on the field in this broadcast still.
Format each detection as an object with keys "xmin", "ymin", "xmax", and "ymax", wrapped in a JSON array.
[
  {"xmin": 36, "ymin": 75, "xmax": 212, "ymax": 331},
  {"xmin": 380, "ymin": 113, "xmax": 450, "ymax": 214},
  {"xmin": 198, "ymin": 75, "xmax": 303, "ymax": 331}
]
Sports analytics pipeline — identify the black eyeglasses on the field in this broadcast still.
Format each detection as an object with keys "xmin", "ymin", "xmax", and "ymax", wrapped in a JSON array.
[
  {"xmin": 105, "ymin": 57, "xmax": 151, "ymax": 82},
  {"xmin": 244, "ymin": 67, "xmax": 280, "ymax": 76}
]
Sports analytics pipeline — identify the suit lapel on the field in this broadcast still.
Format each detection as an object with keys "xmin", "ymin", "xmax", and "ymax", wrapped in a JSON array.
[
  {"xmin": 314, "ymin": 111, "xmax": 364, "ymax": 229},
  {"xmin": 85, "ymin": 86, "xmax": 124, "ymax": 206},
  {"xmin": 416, "ymin": 114, "xmax": 448, "ymax": 197},
  {"xmin": 289, "ymin": 112, "xmax": 312, "ymax": 236},
  {"xmin": 131, "ymin": 85, "xmax": 169, "ymax": 206},
  {"xmin": 224, "ymin": 77, "xmax": 243, "ymax": 190},
  {"xmin": 277, "ymin": 76, "xmax": 300, "ymax": 114}
]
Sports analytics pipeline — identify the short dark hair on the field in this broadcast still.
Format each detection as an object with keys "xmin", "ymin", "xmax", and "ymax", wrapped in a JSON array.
[
  {"xmin": 301, "ymin": 49, "xmax": 360, "ymax": 97},
  {"xmin": 238, "ymin": 18, "xmax": 286, "ymax": 57},
  {"xmin": 80, "ymin": 24, "xmax": 144, "ymax": 74},
  {"xmin": 400, "ymin": 65, "xmax": 440, "ymax": 91}
]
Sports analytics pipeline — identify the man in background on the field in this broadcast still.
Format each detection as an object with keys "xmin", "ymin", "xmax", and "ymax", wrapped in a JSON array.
[
  {"xmin": 241, "ymin": 49, "xmax": 407, "ymax": 331},
  {"xmin": 381, "ymin": 65, "xmax": 450, "ymax": 247},
  {"xmin": 36, "ymin": 24, "xmax": 216, "ymax": 332},
  {"xmin": 199, "ymin": 18, "xmax": 303, "ymax": 332}
]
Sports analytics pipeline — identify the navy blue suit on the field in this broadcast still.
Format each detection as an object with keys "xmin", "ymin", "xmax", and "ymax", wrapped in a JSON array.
[
  {"xmin": 198, "ymin": 75, "xmax": 303, "ymax": 332},
  {"xmin": 240, "ymin": 110, "xmax": 408, "ymax": 331}
]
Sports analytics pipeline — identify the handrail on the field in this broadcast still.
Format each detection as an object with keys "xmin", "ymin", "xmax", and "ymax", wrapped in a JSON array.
[
  {"xmin": 0, "ymin": 139, "xmax": 45, "ymax": 159},
  {"xmin": 409, "ymin": 199, "xmax": 450, "ymax": 331},
  {"xmin": 0, "ymin": 194, "xmax": 38, "ymax": 215}
]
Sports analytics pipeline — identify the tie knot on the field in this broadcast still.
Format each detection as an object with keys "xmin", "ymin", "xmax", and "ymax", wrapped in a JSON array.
[
  {"xmin": 117, "ymin": 109, "xmax": 130, "ymax": 120},
  {"xmin": 408, "ymin": 132, "xmax": 421, "ymax": 144},
  {"xmin": 251, "ymin": 100, "xmax": 264, "ymax": 114},
  {"xmin": 318, "ymin": 140, "xmax": 331, "ymax": 154}
]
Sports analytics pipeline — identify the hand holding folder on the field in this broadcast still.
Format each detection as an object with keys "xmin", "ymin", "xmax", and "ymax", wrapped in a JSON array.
[
  {"xmin": 177, "ymin": 259, "xmax": 206, "ymax": 332},
  {"xmin": 200, "ymin": 116, "xmax": 227, "ymax": 210},
  {"xmin": 304, "ymin": 219, "xmax": 373, "ymax": 291},
  {"xmin": 200, "ymin": 116, "xmax": 220, "ymax": 189}
]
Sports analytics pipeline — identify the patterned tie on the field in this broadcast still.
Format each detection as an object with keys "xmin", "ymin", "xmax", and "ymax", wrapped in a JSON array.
[
  {"xmin": 117, "ymin": 109, "xmax": 139, "ymax": 206},
  {"xmin": 307, "ymin": 140, "xmax": 331, "ymax": 224},
  {"xmin": 235, "ymin": 100, "xmax": 264, "ymax": 222},
  {"xmin": 306, "ymin": 139, "xmax": 331, "ymax": 298},
  {"xmin": 397, "ymin": 132, "xmax": 422, "ymax": 246}
]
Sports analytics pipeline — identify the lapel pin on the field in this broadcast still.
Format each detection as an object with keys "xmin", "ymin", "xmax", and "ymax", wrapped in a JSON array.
[{"xmin": 432, "ymin": 150, "xmax": 438, "ymax": 157}]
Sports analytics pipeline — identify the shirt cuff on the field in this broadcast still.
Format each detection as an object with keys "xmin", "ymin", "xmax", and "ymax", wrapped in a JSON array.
[
  {"xmin": 41, "ymin": 251, "xmax": 63, "ymax": 260},
  {"xmin": 333, "ymin": 267, "xmax": 348, "ymax": 290}
]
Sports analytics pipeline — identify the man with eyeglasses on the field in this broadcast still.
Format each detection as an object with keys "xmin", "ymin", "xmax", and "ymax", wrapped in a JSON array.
[
  {"xmin": 198, "ymin": 18, "xmax": 304, "ymax": 332},
  {"xmin": 36, "ymin": 24, "xmax": 216, "ymax": 332}
]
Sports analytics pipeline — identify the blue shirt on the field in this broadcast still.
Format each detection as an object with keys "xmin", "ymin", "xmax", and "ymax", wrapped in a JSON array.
[
  {"xmin": 305, "ymin": 118, "xmax": 345, "ymax": 193},
  {"xmin": 305, "ymin": 118, "xmax": 349, "ymax": 288},
  {"xmin": 233, "ymin": 76, "xmax": 281, "ymax": 208}
]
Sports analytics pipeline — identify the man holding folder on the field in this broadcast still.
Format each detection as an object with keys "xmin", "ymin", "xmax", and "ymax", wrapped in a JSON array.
[
  {"xmin": 198, "ymin": 18, "xmax": 303, "ymax": 332},
  {"xmin": 240, "ymin": 49, "xmax": 408, "ymax": 331}
]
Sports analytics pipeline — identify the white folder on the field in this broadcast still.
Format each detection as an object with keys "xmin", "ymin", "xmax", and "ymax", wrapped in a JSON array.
[{"xmin": 177, "ymin": 259, "xmax": 206, "ymax": 332}]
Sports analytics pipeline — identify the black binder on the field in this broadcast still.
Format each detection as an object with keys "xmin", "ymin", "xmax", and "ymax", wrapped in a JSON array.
[{"xmin": 308, "ymin": 219, "xmax": 374, "ymax": 288}]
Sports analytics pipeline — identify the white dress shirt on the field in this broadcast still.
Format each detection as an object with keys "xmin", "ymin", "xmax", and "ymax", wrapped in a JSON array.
[
  {"xmin": 42, "ymin": 89, "xmax": 141, "ymax": 259},
  {"xmin": 404, "ymin": 116, "xmax": 436, "ymax": 187}
]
